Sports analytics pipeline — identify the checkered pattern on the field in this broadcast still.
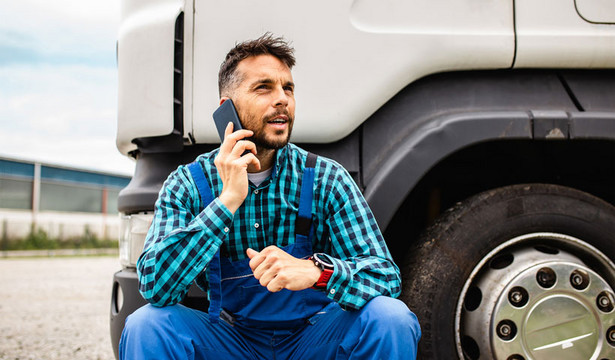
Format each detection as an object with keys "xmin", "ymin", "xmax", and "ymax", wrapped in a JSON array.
[{"xmin": 137, "ymin": 144, "xmax": 401, "ymax": 310}]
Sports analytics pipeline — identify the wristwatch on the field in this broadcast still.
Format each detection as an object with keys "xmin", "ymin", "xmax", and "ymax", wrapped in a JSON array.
[{"xmin": 309, "ymin": 253, "xmax": 334, "ymax": 290}]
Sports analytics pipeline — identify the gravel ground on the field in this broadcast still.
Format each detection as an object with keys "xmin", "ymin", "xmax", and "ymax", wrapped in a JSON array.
[{"xmin": 0, "ymin": 256, "xmax": 120, "ymax": 360}]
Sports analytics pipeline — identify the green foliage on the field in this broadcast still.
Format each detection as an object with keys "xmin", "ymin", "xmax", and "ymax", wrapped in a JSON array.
[
  {"xmin": 23, "ymin": 224, "xmax": 57, "ymax": 250},
  {"xmin": 3, "ymin": 224, "xmax": 118, "ymax": 251}
]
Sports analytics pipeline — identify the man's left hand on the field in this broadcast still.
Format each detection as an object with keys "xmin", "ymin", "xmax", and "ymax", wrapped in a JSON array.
[{"xmin": 247, "ymin": 246, "xmax": 321, "ymax": 292}]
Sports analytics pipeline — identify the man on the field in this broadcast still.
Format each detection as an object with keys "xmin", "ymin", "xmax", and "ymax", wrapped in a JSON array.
[{"xmin": 120, "ymin": 34, "xmax": 420, "ymax": 359}]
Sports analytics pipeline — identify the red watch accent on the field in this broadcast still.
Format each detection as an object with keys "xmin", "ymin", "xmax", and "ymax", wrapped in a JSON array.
[
  {"xmin": 309, "ymin": 255, "xmax": 334, "ymax": 290},
  {"xmin": 312, "ymin": 268, "xmax": 333, "ymax": 289}
]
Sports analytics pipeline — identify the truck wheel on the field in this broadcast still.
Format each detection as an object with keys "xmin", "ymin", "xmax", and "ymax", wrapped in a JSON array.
[{"xmin": 400, "ymin": 184, "xmax": 615, "ymax": 360}]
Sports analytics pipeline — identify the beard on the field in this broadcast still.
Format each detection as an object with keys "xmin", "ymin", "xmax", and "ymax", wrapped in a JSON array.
[{"xmin": 244, "ymin": 110, "xmax": 294, "ymax": 150}]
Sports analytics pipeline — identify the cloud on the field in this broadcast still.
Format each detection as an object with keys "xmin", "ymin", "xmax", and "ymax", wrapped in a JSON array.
[
  {"xmin": 0, "ymin": 44, "xmax": 114, "ymax": 67},
  {"xmin": 0, "ymin": 0, "xmax": 132, "ymax": 176},
  {"xmin": 0, "ymin": 65, "xmax": 116, "ymax": 135},
  {"xmin": 0, "ymin": 64, "xmax": 133, "ymax": 175},
  {"xmin": 0, "ymin": 0, "xmax": 120, "ymax": 67}
]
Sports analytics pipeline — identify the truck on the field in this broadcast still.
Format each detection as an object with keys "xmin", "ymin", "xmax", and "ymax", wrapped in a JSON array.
[{"xmin": 109, "ymin": 0, "xmax": 615, "ymax": 359}]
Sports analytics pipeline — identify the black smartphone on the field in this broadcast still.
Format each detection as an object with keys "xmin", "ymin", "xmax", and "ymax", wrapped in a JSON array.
[{"xmin": 213, "ymin": 99, "xmax": 243, "ymax": 142}]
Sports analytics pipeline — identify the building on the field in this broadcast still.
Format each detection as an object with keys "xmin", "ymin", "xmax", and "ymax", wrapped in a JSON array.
[{"xmin": 0, "ymin": 156, "xmax": 131, "ymax": 241}]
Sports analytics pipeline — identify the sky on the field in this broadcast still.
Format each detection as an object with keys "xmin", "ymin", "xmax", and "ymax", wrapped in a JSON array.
[{"xmin": 0, "ymin": 0, "xmax": 135, "ymax": 176}]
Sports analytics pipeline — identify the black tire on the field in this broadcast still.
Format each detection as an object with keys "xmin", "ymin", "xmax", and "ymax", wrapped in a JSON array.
[{"xmin": 400, "ymin": 184, "xmax": 615, "ymax": 360}]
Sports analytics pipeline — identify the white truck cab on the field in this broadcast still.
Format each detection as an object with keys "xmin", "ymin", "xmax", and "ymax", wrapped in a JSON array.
[{"xmin": 111, "ymin": 1, "xmax": 615, "ymax": 359}]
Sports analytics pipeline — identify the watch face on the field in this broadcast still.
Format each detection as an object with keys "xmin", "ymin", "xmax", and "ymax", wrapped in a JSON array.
[{"xmin": 313, "ymin": 254, "xmax": 334, "ymax": 269}]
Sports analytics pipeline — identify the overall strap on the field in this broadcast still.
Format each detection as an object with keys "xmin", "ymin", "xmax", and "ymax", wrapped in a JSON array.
[
  {"xmin": 187, "ymin": 162, "xmax": 214, "ymax": 205},
  {"xmin": 186, "ymin": 162, "xmax": 222, "ymax": 323},
  {"xmin": 296, "ymin": 152, "xmax": 318, "ymax": 237}
]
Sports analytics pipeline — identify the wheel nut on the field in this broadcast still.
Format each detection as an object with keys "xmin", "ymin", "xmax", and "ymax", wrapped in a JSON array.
[
  {"xmin": 607, "ymin": 326, "xmax": 615, "ymax": 346},
  {"xmin": 496, "ymin": 320, "xmax": 517, "ymax": 341},
  {"xmin": 570, "ymin": 269, "xmax": 589, "ymax": 290},
  {"xmin": 536, "ymin": 267, "xmax": 557, "ymax": 288},
  {"xmin": 597, "ymin": 291, "xmax": 614, "ymax": 313},
  {"xmin": 500, "ymin": 324, "xmax": 511, "ymax": 336},
  {"xmin": 508, "ymin": 286, "xmax": 529, "ymax": 307}
]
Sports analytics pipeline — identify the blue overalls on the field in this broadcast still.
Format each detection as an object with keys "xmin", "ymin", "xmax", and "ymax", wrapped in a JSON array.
[
  {"xmin": 119, "ymin": 153, "xmax": 421, "ymax": 359},
  {"xmin": 194, "ymin": 153, "xmax": 333, "ymax": 329}
]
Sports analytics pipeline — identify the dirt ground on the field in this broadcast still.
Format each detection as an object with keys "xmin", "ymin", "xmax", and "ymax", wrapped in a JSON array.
[{"xmin": 0, "ymin": 256, "xmax": 120, "ymax": 360}]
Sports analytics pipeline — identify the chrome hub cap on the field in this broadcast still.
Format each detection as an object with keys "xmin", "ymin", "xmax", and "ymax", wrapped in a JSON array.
[{"xmin": 457, "ymin": 233, "xmax": 615, "ymax": 360}]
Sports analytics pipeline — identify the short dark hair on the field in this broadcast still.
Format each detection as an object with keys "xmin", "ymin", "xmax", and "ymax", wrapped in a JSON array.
[{"xmin": 218, "ymin": 33, "xmax": 296, "ymax": 97}]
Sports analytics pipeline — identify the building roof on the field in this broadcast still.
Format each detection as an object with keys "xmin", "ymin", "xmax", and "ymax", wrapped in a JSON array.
[{"xmin": 0, "ymin": 156, "xmax": 131, "ymax": 188}]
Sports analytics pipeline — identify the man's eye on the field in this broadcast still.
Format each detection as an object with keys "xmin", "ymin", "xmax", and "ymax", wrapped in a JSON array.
[
  {"xmin": 284, "ymin": 87, "xmax": 294, "ymax": 93},
  {"xmin": 256, "ymin": 85, "xmax": 268, "ymax": 90}
]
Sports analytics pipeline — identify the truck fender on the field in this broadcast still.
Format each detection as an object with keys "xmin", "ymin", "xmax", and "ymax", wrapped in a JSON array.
[{"xmin": 363, "ymin": 110, "xmax": 615, "ymax": 229}]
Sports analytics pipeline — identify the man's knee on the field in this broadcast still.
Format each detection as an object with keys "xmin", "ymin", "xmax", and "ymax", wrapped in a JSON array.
[
  {"xmin": 360, "ymin": 296, "xmax": 421, "ymax": 339},
  {"xmin": 336, "ymin": 297, "xmax": 421, "ymax": 359},
  {"xmin": 125, "ymin": 304, "xmax": 173, "ymax": 331},
  {"xmin": 120, "ymin": 304, "xmax": 198, "ymax": 360},
  {"xmin": 123, "ymin": 303, "xmax": 195, "ymax": 343}
]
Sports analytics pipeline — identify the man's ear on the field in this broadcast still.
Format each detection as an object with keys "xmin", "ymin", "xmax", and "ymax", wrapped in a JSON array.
[{"xmin": 219, "ymin": 97, "xmax": 230, "ymax": 106}]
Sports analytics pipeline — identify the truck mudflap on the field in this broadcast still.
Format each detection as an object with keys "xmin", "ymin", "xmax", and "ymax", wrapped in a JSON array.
[
  {"xmin": 109, "ymin": 270, "xmax": 209, "ymax": 359},
  {"xmin": 110, "ymin": 270, "xmax": 147, "ymax": 360}
]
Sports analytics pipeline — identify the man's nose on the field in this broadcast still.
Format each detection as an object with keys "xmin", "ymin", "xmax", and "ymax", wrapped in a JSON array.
[{"xmin": 272, "ymin": 86, "xmax": 289, "ymax": 107}]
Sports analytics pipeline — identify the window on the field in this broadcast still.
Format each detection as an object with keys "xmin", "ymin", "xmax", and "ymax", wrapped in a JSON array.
[
  {"xmin": 0, "ymin": 178, "xmax": 32, "ymax": 210},
  {"xmin": 40, "ymin": 182, "xmax": 102, "ymax": 213},
  {"xmin": 106, "ymin": 188, "xmax": 121, "ymax": 214}
]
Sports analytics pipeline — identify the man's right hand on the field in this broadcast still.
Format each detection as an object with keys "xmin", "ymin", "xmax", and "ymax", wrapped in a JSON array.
[{"xmin": 214, "ymin": 122, "xmax": 260, "ymax": 213}]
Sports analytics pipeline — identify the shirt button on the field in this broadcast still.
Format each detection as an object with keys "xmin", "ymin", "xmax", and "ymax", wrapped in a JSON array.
[
  {"xmin": 254, "ymin": 189, "xmax": 259, "ymax": 194},
  {"xmin": 254, "ymin": 223, "xmax": 260, "ymax": 229},
  {"xmin": 330, "ymin": 289, "xmax": 336, "ymax": 295},
  {"xmin": 223, "ymin": 227, "xmax": 229, "ymax": 233}
]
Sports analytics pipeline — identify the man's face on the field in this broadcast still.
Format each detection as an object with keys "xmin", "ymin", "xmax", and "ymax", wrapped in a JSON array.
[{"xmin": 226, "ymin": 54, "xmax": 295, "ymax": 150}]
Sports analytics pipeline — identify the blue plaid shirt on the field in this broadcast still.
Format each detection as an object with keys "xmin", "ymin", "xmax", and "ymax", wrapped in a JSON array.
[{"xmin": 138, "ymin": 143, "xmax": 401, "ymax": 310}]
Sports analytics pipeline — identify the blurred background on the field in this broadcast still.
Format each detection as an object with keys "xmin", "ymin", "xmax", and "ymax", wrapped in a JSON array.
[
  {"xmin": 0, "ymin": 0, "xmax": 132, "ymax": 174},
  {"xmin": 1, "ymin": 0, "xmax": 133, "ymax": 251},
  {"xmin": 1, "ymin": 1, "xmax": 128, "ymax": 359}
]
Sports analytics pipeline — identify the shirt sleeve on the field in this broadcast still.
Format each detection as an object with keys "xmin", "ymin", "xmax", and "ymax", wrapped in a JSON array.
[
  {"xmin": 316, "ymin": 165, "xmax": 401, "ymax": 310},
  {"xmin": 137, "ymin": 165, "xmax": 233, "ymax": 307}
]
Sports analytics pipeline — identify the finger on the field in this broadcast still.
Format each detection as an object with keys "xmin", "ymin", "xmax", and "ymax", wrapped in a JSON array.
[
  {"xmin": 248, "ymin": 251, "xmax": 266, "ymax": 272},
  {"xmin": 235, "ymin": 153, "xmax": 261, "ymax": 172},
  {"xmin": 266, "ymin": 276, "xmax": 285, "ymax": 292},
  {"xmin": 219, "ymin": 123, "xmax": 235, "ymax": 154},
  {"xmin": 224, "ymin": 122, "xmax": 234, "ymax": 137},
  {"xmin": 253, "ymin": 251, "xmax": 281, "ymax": 281},
  {"xmin": 260, "ymin": 245, "xmax": 278, "ymax": 254},
  {"xmin": 246, "ymin": 248, "xmax": 259, "ymax": 259},
  {"xmin": 220, "ymin": 129, "xmax": 254, "ymax": 154},
  {"xmin": 259, "ymin": 266, "xmax": 278, "ymax": 287},
  {"xmin": 225, "ymin": 129, "xmax": 254, "ymax": 143},
  {"xmin": 230, "ymin": 140, "xmax": 257, "ymax": 158}
]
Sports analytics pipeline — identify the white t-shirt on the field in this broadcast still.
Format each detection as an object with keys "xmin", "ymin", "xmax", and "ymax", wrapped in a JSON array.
[{"xmin": 247, "ymin": 167, "xmax": 273, "ymax": 187}]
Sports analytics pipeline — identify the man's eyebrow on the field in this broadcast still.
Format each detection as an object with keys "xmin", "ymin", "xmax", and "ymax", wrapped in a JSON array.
[
  {"xmin": 250, "ymin": 78, "xmax": 274, "ymax": 87},
  {"xmin": 250, "ymin": 78, "xmax": 295, "ymax": 88}
]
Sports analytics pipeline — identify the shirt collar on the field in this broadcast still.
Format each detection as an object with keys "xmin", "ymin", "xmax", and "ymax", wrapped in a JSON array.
[{"xmin": 271, "ymin": 144, "xmax": 290, "ymax": 180}]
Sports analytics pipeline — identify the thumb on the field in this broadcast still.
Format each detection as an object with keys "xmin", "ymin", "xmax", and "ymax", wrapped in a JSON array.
[{"xmin": 246, "ymin": 248, "xmax": 259, "ymax": 259}]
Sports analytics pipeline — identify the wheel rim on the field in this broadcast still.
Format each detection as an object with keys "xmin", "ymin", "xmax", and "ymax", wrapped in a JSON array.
[{"xmin": 455, "ymin": 233, "xmax": 615, "ymax": 360}]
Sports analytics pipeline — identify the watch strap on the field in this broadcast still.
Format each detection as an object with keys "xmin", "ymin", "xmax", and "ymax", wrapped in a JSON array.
[
  {"xmin": 312, "ymin": 268, "xmax": 333, "ymax": 289},
  {"xmin": 310, "ymin": 255, "xmax": 334, "ymax": 290}
]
